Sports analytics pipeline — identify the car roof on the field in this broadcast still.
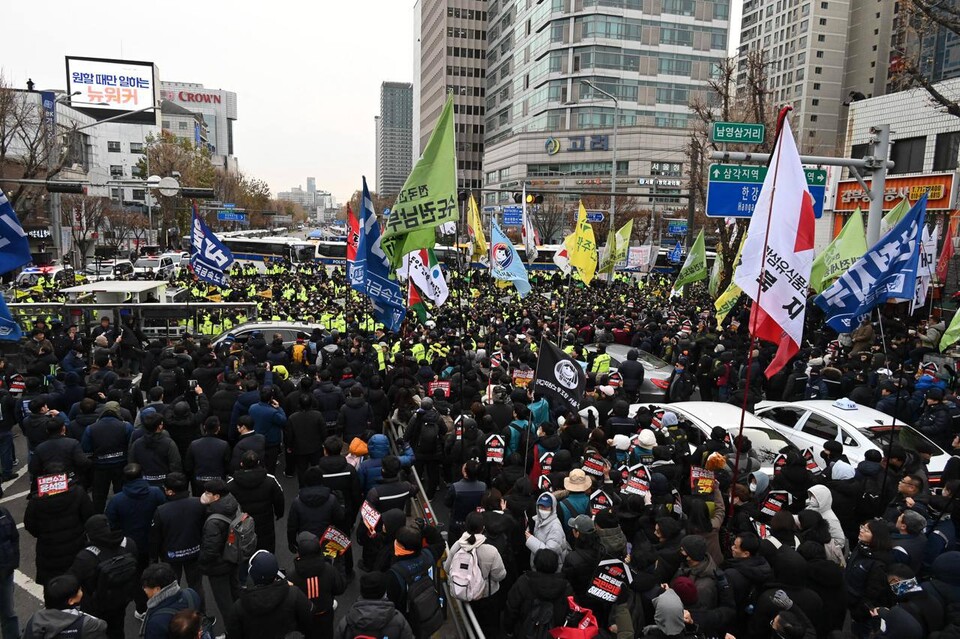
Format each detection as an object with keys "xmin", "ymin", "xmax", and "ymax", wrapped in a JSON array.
[
  {"xmin": 758, "ymin": 399, "xmax": 895, "ymax": 429},
  {"xmin": 636, "ymin": 401, "xmax": 772, "ymax": 430},
  {"xmin": 214, "ymin": 321, "xmax": 326, "ymax": 340}
]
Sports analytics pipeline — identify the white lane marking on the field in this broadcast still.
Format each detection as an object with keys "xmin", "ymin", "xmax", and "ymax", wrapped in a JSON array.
[
  {"xmin": 0, "ymin": 491, "xmax": 29, "ymax": 504},
  {"xmin": 13, "ymin": 570, "xmax": 43, "ymax": 601}
]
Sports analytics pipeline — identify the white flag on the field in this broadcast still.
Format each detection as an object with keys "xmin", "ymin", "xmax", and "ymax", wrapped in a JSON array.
[
  {"xmin": 399, "ymin": 248, "xmax": 449, "ymax": 307},
  {"xmin": 912, "ymin": 222, "xmax": 939, "ymax": 313},
  {"xmin": 521, "ymin": 184, "xmax": 539, "ymax": 263}
]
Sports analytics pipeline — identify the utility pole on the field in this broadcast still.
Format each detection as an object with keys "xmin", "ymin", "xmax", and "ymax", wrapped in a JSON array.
[
  {"xmin": 687, "ymin": 141, "xmax": 699, "ymax": 248},
  {"xmin": 865, "ymin": 125, "xmax": 890, "ymax": 246}
]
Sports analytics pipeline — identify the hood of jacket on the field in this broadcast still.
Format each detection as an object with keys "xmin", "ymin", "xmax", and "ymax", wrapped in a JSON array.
[
  {"xmin": 24, "ymin": 609, "xmax": 91, "ymax": 639},
  {"xmin": 341, "ymin": 598, "xmax": 401, "ymax": 631},
  {"xmin": 344, "ymin": 395, "xmax": 367, "ymax": 410},
  {"xmin": 298, "ymin": 485, "xmax": 332, "ymax": 507},
  {"xmin": 159, "ymin": 357, "xmax": 178, "ymax": 370},
  {"xmin": 367, "ymin": 433, "xmax": 390, "ymax": 459},
  {"xmin": 232, "ymin": 467, "xmax": 268, "ymax": 490},
  {"xmin": 455, "ymin": 532, "xmax": 487, "ymax": 552},
  {"xmin": 381, "ymin": 509, "xmax": 407, "ymax": 539},
  {"xmin": 771, "ymin": 548, "xmax": 808, "ymax": 587},
  {"xmin": 596, "ymin": 525, "xmax": 627, "ymax": 557},
  {"xmin": 527, "ymin": 571, "xmax": 572, "ymax": 599},
  {"xmin": 85, "ymin": 514, "xmax": 124, "ymax": 547},
  {"xmin": 208, "ymin": 493, "xmax": 240, "ymax": 518},
  {"xmin": 750, "ymin": 470, "xmax": 769, "ymax": 496},
  {"xmin": 807, "ymin": 484, "xmax": 833, "ymax": 513},
  {"xmin": 122, "ymin": 478, "xmax": 153, "ymax": 499},
  {"xmin": 728, "ymin": 555, "xmax": 773, "ymax": 585},
  {"xmin": 534, "ymin": 492, "xmax": 559, "ymax": 524},
  {"xmin": 653, "ymin": 589, "xmax": 686, "ymax": 635},
  {"xmin": 238, "ymin": 579, "xmax": 292, "ymax": 615},
  {"xmin": 856, "ymin": 459, "xmax": 882, "ymax": 478}
]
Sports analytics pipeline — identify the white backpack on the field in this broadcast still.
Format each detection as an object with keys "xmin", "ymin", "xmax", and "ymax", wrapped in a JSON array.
[{"xmin": 448, "ymin": 545, "xmax": 486, "ymax": 601}]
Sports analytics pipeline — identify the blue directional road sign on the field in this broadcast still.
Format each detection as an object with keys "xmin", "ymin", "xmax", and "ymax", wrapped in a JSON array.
[
  {"xmin": 667, "ymin": 220, "xmax": 688, "ymax": 236},
  {"xmin": 502, "ymin": 205, "xmax": 522, "ymax": 226},
  {"xmin": 705, "ymin": 164, "xmax": 827, "ymax": 219},
  {"xmin": 217, "ymin": 211, "xmax": 247, "ymax": 223},
  {"xmin": 586, "ymin": 210, "xmax": 605, "ymax": 223}
]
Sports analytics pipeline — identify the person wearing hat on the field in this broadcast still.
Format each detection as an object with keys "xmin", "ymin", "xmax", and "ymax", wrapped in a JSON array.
[
  {"xmin": 666, "ymin": 356, "xmax": 695, "ymax": 403},
  {"xmin": 557, "ymin": 469, "xmax": 592, "ymax": 537},
  {"xmin": 561, "ymin": 514, "xmax": 603, "ymax": 602},
  {"xmin": 226, "ymin": 550, "xmax": 311, "ymax": 639},
  {"xmin": 82, "ymin": 400, "xmax": 134, "ymax": 512},
  {"xmin": 525, "ymin": 492, "xmax": 570, "ymax": 568},
  {"xmin": 386, "ymin": 524, "xmax": 446, "ymax": 637},
  {"xmin": 197, "ymin": 479, "xmax": 243, "ymax": 635},
  {"xmin": 287, "ymin": 531, "xmax": 346, "ymax": 639},
  {"xmin": 334, "ymin": 571, "xmax": 414, "ymax": 639},
  {"xmin": 28, "ymin": 409, "xmax": 91, "ymax": 484},
  {"xmin": 675, "ymin": 535, "xmax": 719, "ymax": 610},
  {"xmin": 916, "ymin": 386, "xmax": 957, "ymax": 450},
  {"xmin": 22, "ymin": 574, "xmax": 108, "ymax": 639}
]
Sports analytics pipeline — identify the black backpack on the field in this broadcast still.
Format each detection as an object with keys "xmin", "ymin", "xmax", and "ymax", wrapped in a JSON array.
[
  {"xmin": 85, "ymin": 542, "xmax": 139, "ymax": 609},
  {"xmin": 156, "ymin": 368, "xmax": 179, "ymax": 396},
  {"xmin": 390, "ymin": 554, "xmax": 443, "ymax": 637},
  {"xmin": 416, "ymin": 414, "xmax": 441, "ymax": 456},
  {"xmin": 522, "ymin": 598, "xmax": 555, "ymax": 639}
]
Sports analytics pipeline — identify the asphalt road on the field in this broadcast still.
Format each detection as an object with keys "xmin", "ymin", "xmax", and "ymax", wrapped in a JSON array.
[{"xmin": 7, "ymin": 431, "xmax": 457, "ymax": 638}]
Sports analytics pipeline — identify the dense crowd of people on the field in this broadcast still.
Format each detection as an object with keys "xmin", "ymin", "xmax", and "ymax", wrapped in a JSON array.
[{"xmin": 2, "ymin": 262, "xmax": 960, "ymax": 639}]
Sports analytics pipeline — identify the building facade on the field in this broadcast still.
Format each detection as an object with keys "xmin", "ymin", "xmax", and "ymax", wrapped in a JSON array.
[
  {"xmin": 482, "ymin": 0, "xmax": 729, "ymax": 212},
  {"xmin": 159, "ymin": 81, "xmax": 238, "ymax": 174},
  {"xmin": 415, "ymin": 0, "xmax": 488, "ymax": 192},
  {"xmin": 376, "ymin": 82, "xmax": 414, "ymax": 196}
]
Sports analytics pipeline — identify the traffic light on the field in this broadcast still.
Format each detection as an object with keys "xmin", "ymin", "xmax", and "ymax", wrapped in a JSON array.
[
  {"xmin": 525, "ymin": 192, "xmax": 544, "ymax": 205},
  {"xmin": 45, "ymin": 181, "xmax": 85, "ymax": 194},
  {"xmin": 512, "ymin": 192, "xmax": 523, "ymax": 204},
  {"xmin": 179, "ymin": 187, "xmax": 217, "ymax": 199}
]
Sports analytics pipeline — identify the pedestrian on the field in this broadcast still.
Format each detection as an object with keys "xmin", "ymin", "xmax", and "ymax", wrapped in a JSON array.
[
  {"xmin": 129, "ymin": 412, "xmax": 183, "ymax": 486},
  {"xmin": 247, "ymin": 387, "xmax": 286, "ymax": 473},
  {"xmin": 524, "ymin": 492, "xmax": 570, "ymax": 568},
  {"xmin": 502, "ymin": 549, "xmax": 573, "ymax": 639},
  {"xmin": 198, "ymin": 479, "xmax": 246, "ymax": 635},
  {"xmin": 140, "ymin": 562, "xmax": 204, "ymax": 639},
  {"xmin": 286, "ymin": 394, "xmax": 325, "ymax": 484},
  {"xmin": 184, "ymin": 417, "xmax": 230, "ymax": 496},
  {"xmin": 149, "ymin": 472, "xmax": 205, "ymax": 595},
  {"xmin": 287, "ymin": 465, "xmax": 344, "ymax": 553},
  {"xmin": 81, "ymin": 400, "xmax": 133, "ymax": 512},
  {"xmin": 24, "ymin": 466, "xmax": 94, "ymax": 585},
  {"xmin": 228, "ymin": 450, "xmax": 285, "ymax": 553},
  {"xmin": 0, "ymin": 504, "xmax": 19, "ymax": 639},
  {"xmin": 315, "ymin": 435, "xmax": 362, "ymax": 578},
  {"xmin": 444, "ymin": 511, "xmax": 507, "ymax": 639},
  {"xmin": 231, "ymin": 415, "xmax": 266, "ymax": 472},
  {"xmin": 334, "ymin": 572, "xmax": 414, "ymax": 639},
  {"xmin": 225, "ymin": 550, "xmax": 312, "ymax": 639},
  {"xmin": 287, "ymin": 532, "xmax": 346, "ymax": 639},
  {"xmin": 405, "ymin": 397, "xmax": 445, "ymax": 498},
  {"xmin": 21, "ymin": 574, "xmax": 108, "ymax": 639},
  {"xmin": 162, "ymin": 386, "xmax": 210, "ymax": 459},
  {"xmin": 445, "ymin": 459, "xmax": 487, "ymax": 543},
  {"xmin": 386, "ymin": 525, "xmax": 446, "ymax": 638}
]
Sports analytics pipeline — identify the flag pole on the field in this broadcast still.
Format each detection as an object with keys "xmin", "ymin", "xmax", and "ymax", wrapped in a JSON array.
[{"xmin": 729, "ymin": 106, "xmax": 793, "ymax": 510}]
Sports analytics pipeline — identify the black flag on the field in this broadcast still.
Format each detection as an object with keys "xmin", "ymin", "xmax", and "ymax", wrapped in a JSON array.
[{"xmin": 534, "ymin": 339, "xmax": 586, "ymax": 411}]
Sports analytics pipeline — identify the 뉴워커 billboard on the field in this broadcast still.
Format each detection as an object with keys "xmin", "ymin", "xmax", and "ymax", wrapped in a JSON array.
[{"xmin": 66, "ymin": 56, "xmax": 159, "ymax": 125}]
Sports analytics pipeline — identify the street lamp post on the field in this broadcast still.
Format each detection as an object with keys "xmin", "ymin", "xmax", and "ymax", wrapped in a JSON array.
[{"xmin": 583, "ymin": 80, "xmax": 619, "ymax": 282}]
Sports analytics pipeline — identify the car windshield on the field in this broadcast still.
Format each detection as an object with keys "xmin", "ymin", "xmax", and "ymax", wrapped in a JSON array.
[
  {"xmin": 862, "ymin": 425, "xmax": 945, "ymax": 455},
  {"xmin": 85, "ymin": 264, "xmax": 116, "ymax": 274},
  {"xmin": 293, "ymin": 246, "xmax": 315, "ymax": 263},
  {"xmin": 733, "ymin": 427, "xmax": 799, "ymax": 466},
  {"xmin": 135, "ymin": 259, "xmax": 160, "ymax": 268},
  {"xmin": 636, "ymin": 350, "xmax": 669, "ymax": 370}
]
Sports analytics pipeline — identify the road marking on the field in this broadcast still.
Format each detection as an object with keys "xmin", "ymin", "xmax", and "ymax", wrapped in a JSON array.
[
  {"xmin": 0, "ymin": 490, "xmax": 29, "ymax": 504},
  {"xmin": 13, "ymin": 570, "xmax": 42, "ymax": 601},
  {"xmin": 15, "ymin": 523, "xmax": 23, "ymax": 530}
]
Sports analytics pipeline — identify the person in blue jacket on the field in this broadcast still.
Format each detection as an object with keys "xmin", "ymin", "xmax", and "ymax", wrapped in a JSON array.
[{"xmin": 357, "ymin": 433, "xmax": 414, "ymax": 495}]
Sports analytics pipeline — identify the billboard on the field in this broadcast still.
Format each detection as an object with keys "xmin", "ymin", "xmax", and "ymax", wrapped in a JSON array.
[
  {"xmin": 833, "ymin": 172, "xmax": 957, "ymax": 212},
  {"xmin": 65, "ymin": 56, "xmax": 159, "ymax": 125}
]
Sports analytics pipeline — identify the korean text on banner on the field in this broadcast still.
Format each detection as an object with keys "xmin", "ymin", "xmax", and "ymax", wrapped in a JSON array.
[
  {"xmin": 809, "ymin": 207, "xmax": 867, "ymax": 293},
  {"xmin": 190, "ymin": 208, "xmax": 235, "ymax": 287},
  {"xmin": 353, "ymin": 177, "xmax": 406, "ymax": 331},
  {"xmin": 565, "ymin": 202, "xmax": 598, "ymax": 284}
]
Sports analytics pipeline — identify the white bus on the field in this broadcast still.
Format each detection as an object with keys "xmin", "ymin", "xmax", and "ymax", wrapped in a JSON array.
[
  {"xmin": 219, "ymin": 236, "xmax": 316, "ymax": 272},
  {"xmin": 313, "ymin": 240, "xmax": 464, "ymax": 268}
]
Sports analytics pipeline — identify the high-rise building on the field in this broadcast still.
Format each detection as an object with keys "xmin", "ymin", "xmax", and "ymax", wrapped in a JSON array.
[
  {"xmin": 376, "ymin": 82, "xmax": 413, "ymax": 197},
  {"xmin": 159, "ymin": 81, "xmax": 239, "ymax": 174},
  {"xmin": 414, "ymin": 0, "xmax": 487, "ymax": 192},
  {"xmin": 482, "ymin": 0, "xmax": 730, "ymax": 213},
  {"xmin": 307, "ymin": 177, "xmax": 316, "ymax": 194}
]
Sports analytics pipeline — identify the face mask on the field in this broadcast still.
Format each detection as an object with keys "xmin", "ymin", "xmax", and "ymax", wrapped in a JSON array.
[
  {"xmin": 538, "ymin": 507, "xmax": 552, "ymax": 518},
  {"xmin": 675, "ymin": 367, "xmax": 683, "ymax": 374},
  {"xmin": 200, "ymin": 493, "xmax": 215, "ymax": 506}
]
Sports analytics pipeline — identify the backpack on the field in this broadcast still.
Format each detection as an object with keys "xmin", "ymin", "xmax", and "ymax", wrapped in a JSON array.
[
  {"xmin": 209, "ymin": 510, "xmax": 258, "ymax": 565},
  {"xmin": 509, "ymin": 420, "xmax": 536, "ymax": 465},
  {"xmin": 448, "ymin": 545, "xmax": 486, "ymax": 601},
  {"xmin": 85, "ymin": 542, "xmax": 139, "ymax": 609},
  {"xmin": 416, "ymin": 414, "xmax": 441, "ymax": 456},
  {"xmin": 291, "ymin": 343, "xmax": 307, "ymax": 365},
  {"xmin": 522, "ymin": 598, "xmax": 555, "ymax": 639},
  {"xmin": 390, "ymin": 554, "xmax": 443, "ymax": 637},
  {"xmin": 156, "ymin": 368, "xmax": 179, "ymax": 395},
  {"xmin": 149, "ymin": 588, "xmax": 213, "ymax": 639}
]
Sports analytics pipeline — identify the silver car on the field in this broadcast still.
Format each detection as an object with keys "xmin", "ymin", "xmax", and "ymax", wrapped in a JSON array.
[
  {"xmin": 212, "ymin": 321, "xmax": 327, "ymax": 349},
  {"xmin": 586, "ymin": 343, "xmax": 674, "ymax": 401}
]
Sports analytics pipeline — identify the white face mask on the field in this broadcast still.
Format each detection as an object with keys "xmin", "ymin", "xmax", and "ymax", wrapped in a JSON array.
[
  {"xmin": 538, "ymin": 507, "xmax": 552, "ymax": 518},
  {"xmin": 200, "ymin": 493, "xmax": 215, "ymax": 506}
]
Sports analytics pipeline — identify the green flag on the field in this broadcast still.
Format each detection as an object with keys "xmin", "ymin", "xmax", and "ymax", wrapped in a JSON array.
[
  {"xmin": 708, "ymin": 243, "xmax": 724, "ymax": 298},
  {"xmin": 673, "ymin": 229, "xmax": 707, "ymax": 292},
  {"xmin": 941, "ymin": 311, "xmax": 960, "ymax": 352},
  {"xmin": 598, "ymin": 219, "xmax": 634, "ymax": 274},
  {"xmin": 880, "ymin": 199, "xmax": 910, "ymax": 237},
  {"xmin": 809, "ymin": 207, "xmax": 867, "ymax": 293},
  {"xmin": 381, "ymin": 95, "xmax": 458, "ymax": 269}
]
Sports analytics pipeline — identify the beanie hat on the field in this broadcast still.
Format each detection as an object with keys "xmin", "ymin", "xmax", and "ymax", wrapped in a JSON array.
[
  {"xmin": 360, "ymin": 571, "xmax": 388, "ymax": 599},
  {"xmin": 247, "ymin": 550, "xmax": 280, "ymax": 586},
  {"xmin": 650, "ymin": 473, "xmax": 670, "ymax": 497},
  {"xmin": 638, "ymin": 429, "xmax": 657, "ymax": 449},
  {"xmin": 102, "ymin": 401, "xmax": 122, "ymax": 418},
  {"xmin": 297, "ymin": 531, "xmax": 321, "ymax": 556},
  {"xmin": 203, "ymin": 479, "xmax": 229, "ymax": 496},
  {"xmin": 928, "ymin": 387, "xmax": 945, "ymax": 401},
  {"xmin": 611, "ymin": 434, "xmax": 631, "ymax": 451},
  {"xmin": 671, "ymin": 576, "xmax": 699, "ymax": 606},
  {"xmin": 680, "ymin": 535, "xmax": 708, "ymax": 562},
  {"xmin": 396, "ymin": 527, "xmax": 422, "ymax": 553}
]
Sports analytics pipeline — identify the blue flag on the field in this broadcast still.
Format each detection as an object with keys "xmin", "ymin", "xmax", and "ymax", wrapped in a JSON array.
[
  {"xmin": 668, "ymin": 240, "xmax": 682, "ymax": 264},
  {"xmin": 490, "ymin": 218, "xmax": 531, "ymax": 298},
  {"xmin": 0, "ymin": 193, "xmax": 32, "ymax": 275},
  {"xmin": 354, "ymin": 178, "xmax": 406, "ymax": 332},
  {"xmin": 0, "ymin": 295, "xmax": 22, "ymax": 342},
  {"xmin": 815, "ymin": 194, "xmax": 928, "ymax": 332},
  {"xmin": 190, "ymin": 206, "xmax": 234, "ymax": 287}
]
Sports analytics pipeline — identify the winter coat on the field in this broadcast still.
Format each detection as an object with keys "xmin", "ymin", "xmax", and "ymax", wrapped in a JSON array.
[
  {"xmin": 141, "ymin": 582, "xmax": 202, "ymax": 639},
  {"xmin": 231, "ymin": 432, "xmax": 266, "ymax": 471},
  {"xmin": 247, "ymin": 401, "xmax": 286, "ymax": 447},
  {"xmin": 198, "ymin": 493, "xmax": 242, "ymax": 576},
  {"xmin": 24, "ymin": 484, "xmax": 95, "ymax": 584},
  {"xmin": 287, "ymin": 485, "xmax": 344, "ymax": 552},
  {"xmin": 337, "ymin": 395, "xmax": 373, "ymax": 443},
  {"xmin": 313, "ymin": 382, "xmax": 344, "ymax": 425},
  {"xmin": 286, "ymin": 409, "xmax": 325, "ymax": 456},
  {"xmin": 29, "ymin": 434, "xmax": 91, "ymax": 479},
  {"xmin": 334, "ymin": 598, "xmax": 414, "ymax": 639},
  {"xmin": 105, "ymin": 478, "xmax": 165, "ymax": 558},
  {"xmin": 723, "ymin": 554, "xmax": 773, "ymax": 611},
  {"xmin": 845, "ymin": 543, "xmax": 893, "ymax": 620},
  {"xmin": 287, "ymin": 550, "xmax": 346, "ymax": 638},
  {"xmin": 226, "ymin": 579, "xmax": 312, "ymax": 639},
  {"xmin": 806, "ymin": 483, "xmax": 848, "ymax": 554},
  {"xmin": 227, "ymin": 468, "xmax": 284, "ymax": 550},
  {"xmin": 22, "ymin": 608, "xmax": 108, "ymax": 639},
  {"xmin": 358, "ymin": 434, "xmax": 414, "ymax": 494},
  {"xmin": 502, "ymin": 570, "xmax": 574, "ymax": 637},
  {"xmin": 523, "ymin": 494, "xmax": 570, "ymax": 568},
  {"xmin": 149, "ymin": 492, "xmax": 205, "ymax": 563},
  {"xmin": 677, "ymin": 554, "xmax": 720, "ymax": 610},
  {"xmin": 444, "ymin": 532, "xmax": 508, "ymax": 598},
  {"xmin": 69, "ymin": 518, "xmax": 138, "ymax": 614},
  {"xmin": 128, "ymin": 430, "xmax": 182, "ymax": 483}
]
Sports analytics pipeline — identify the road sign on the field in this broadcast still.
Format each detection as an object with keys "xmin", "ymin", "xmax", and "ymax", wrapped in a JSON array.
[
  {"xmin": 705, "ymin": 164, "xmax": 827, "ymax": 219},
  {"xmin": 502, "ymin": 205, "xmax": 522, "ymax": 226},
  {"xmin": 222, "ymin": 203, "xmax": 236, "ymax": 208},
  {"xmin": 711, "ymin": 122, "xmax": 765, "ymax": 145},
  {"xmin": 667, "ymin": 220, "xmax": 688, "ymax": 236},
  {"xmin": 586, "ymin": 210, "xmax": 605, "ymax": 223},
  {"xmin": 217, "ymin": 211, "xmax": 248, "ymax": 223}
]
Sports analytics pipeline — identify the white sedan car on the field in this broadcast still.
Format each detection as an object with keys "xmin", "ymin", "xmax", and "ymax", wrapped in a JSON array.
[
  {"xmin": 754, "ymin": 399, "xmax": 948, "ymax": 486},
  {"xmin": 629, "ymin": 401, "xmax": 800, "ymax": 475}
]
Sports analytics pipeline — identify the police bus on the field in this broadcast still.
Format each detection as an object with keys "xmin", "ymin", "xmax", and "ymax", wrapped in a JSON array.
[{"xmin": 219, "ymin": 236, "xmax": 316, "ymax": 273}]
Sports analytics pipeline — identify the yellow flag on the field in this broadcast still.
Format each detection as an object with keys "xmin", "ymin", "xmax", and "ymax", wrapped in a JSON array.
[
  {"xmin": 206, "ymin": 294, "xmax": 222, "ymax": 302},
  {"xmin": 467, "ymin": 196, "xmax": 488, "ymax": 262},
  {"xmin": 714, "ymin": 233, "xmax": 747, "ymax": 328},
  {"xmin": 565, "ymin": 202, "xmax": 598, "ymax": 285},
  {"xmin": 258, "ymin": 289, "xmax": 273, "ymax": 299}
]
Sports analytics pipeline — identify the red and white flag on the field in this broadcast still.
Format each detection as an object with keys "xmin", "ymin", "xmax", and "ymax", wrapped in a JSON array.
[
  {"xmin": 400, "ymin": 248, "xmax": 449, "ymax": 307},
  {"xmin": 733, "ymin": 111, "xmax": 816, "ymax": 377},
  {"xmin": 937, "ymin": 214, "xmax": 958, "ymax": 284},
  {"xmin": 346, "ymin": 205, "xmax": 360, "ymax": 262}
]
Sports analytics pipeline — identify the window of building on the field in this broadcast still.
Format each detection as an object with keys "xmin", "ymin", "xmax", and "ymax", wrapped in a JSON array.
[
  {"xmin": 110, "ymin": 188, "xmax": 121, "ymax": 201},
  {"xmin": 812, "ymin": 98, "xmax": 819, "ymax": 105},
  {"xmin": 129, "ymin": 142, "xmax": 144, "ymax": 154},
  {"xmin": 813, "ymin": 83, "xmax": 821, "ymax": 90},
  {"xmin": 131, "ymin": 189, "xmax": 145, "ymax": 201},
  {"xmin": 107, "ymin": 141, "xmax": 121, "ymax": 152},
  {"xmin": 819, "ymin": 18, "xmax": 827, "ymax": 25},
  {"xmin": 816, "ymin": 50, "xmax": 824, "ymax": 58},
  {"xmin": 890, "ymin": 136, "xmax": 926, "ymax": 174},
  {"xmin": 818, "ymin": 34, "xmax": 825, "ymax": 42},
  {"xmin": 178, "ymin": 121, "xmax": 188, "ymax": 130},
  {"xmin": 815, "ymin": 66, "xmax": 822, "ymax": 74},
  {"xmin": 810, "ymin": 114, "xmax": 818, "ymax": 122},
  {"xmin": 934, "ymin": 132, "xmax": 960, "ymax": 171},
  {"xmin": 820, "ymin": 1, "xmax": 829, "ymax": 7}
]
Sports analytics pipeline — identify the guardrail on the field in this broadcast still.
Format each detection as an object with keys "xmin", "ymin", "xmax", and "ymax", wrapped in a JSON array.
[{"xmin": 385, "ymin": 417, "xmax": 486, "ymax": 639}]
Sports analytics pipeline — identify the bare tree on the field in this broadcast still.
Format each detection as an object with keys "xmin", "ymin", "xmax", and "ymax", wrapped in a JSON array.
[
  {"xmin": 530, "ymin": 195, "xmax": 572, "ymax": 244},
  {"xmin": 61, "ymin": 194, "xmax": 111, "ymax": 268},
  {"xmin": 104, "ymin": 209, "xmax": 149, "ymax": 255},
  {"xmin": 891, "ymin": 1, "xmax": 960, "ymax": 117}
]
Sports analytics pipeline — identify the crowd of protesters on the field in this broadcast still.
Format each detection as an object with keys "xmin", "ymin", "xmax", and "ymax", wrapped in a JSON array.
[{"xmin": 1, "ymin": 263, "xmax": 960, "ymax": 639}]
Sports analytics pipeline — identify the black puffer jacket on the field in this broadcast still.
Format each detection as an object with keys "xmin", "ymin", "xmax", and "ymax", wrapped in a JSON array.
[
  {"xmin": 24, "ymin": 484, "xmax": 95, "ymax": 584},
  {"xmin": 502, "ymin": 570, "xmax": 574, "ymax": 636},
  {"xmin": 227, "ymin": 468, "xmax": 284, "ymax": 550},
  {"xmin": 286, "ymin": 485, "xmax": 344, "ymax": 553},
  {"xmin": 226, "ymin": 579, "xmax": 312, "ymax": 639},
  {"xmin": 334, "ymin": 598, "xmax": 414, "ymax": 639},
  {"xmin": 337, "ymin": 395, "xmax": 373, "ymax": 443},
  {"xmin": 286, "ymin": 409, "xmax": 325, "ymax": 456},
  {"xmin": 209, "ymin": 384, "xmax": 240, "ymax": 432},
  {"xmin": 313, "ymin": 382, "xmax": 344, "ymax": 425},
  {"xmin": 198, "ymin": 493, "xmax": 241, "ymax": 576},
  {"xmin": 69, "ymin": 515, "xmax": 138, "ymax": 614},
  {"xmin": 163, "ymin": 394, "xmax": 210, "ymax": 457}
]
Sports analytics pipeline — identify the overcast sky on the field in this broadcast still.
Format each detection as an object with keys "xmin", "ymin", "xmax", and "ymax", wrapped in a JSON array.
[{"xmin": 3, "ymin": 0, "xmax": 741, "ymax": 206}]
